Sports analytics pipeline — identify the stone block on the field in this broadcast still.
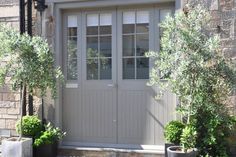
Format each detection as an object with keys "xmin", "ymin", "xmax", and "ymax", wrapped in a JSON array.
[
  {"xmin": 0, "ymin": 85, "xmax": 11, "ymax": 93},
  {"xmin": 5, "ymin": 119, "xmax": 17, "ymax": 129},
  {"xmin": 0, "ymin": 108, "xmax": 7, "ymax": 114},
  {"xmin": 220, "ymin": 29, "xmax": 230, "ymax": 39},
  {"xmin": 223, "ymin": 47, "xmax": 236, "ymax": 58},
  {"xmin": 221, "ymin": 10, "xmax": 235, "ymax": 19},
  {"xmin": 220, "ymin": 39, "xmax": 236, "ymax": 47},
  {"xmin": 7, "ymin": 107, "xmax": 20, "ymax": 115},
  {"xmin": 0, "ymin": 119, "xmax": 6, "ymax": 128},
  {"xmin": 3, "ymin": 93, "xmax": 17, "ymax": 101},
  {"xmin": 210, "ymin": 11, "xmax": 221, "ymax": 19},
  {"xmin": 0, "ymin": 101, "xmax": 15, "ymax": 108},
  {"xmin": 3, "ymin": 114, "xmax": 18, "ymax": 119},
  {"xmin": 210, "ymin": 0, "xmax": 219, "ymax": 10},
  {"xmin": 220, "ymin": 0, "xmax": 234, "ymax": 10},
  {"xmin": 222, "ymin": 20, "xmax": 232, "ymax": 30}
]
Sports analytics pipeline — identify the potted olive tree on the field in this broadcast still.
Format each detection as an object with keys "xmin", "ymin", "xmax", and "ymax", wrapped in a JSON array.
[
  {"xmin": 0, "ymin": 24, "xmax": 63, "ymax": 157},
  {"xmin": 147, "ymin": 3, "xmax": 236, "ymax": 157}
]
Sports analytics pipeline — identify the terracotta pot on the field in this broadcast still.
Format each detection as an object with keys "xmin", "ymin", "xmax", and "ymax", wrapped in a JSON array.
[{"xmin": 167, "ymin": 146, "xmax": 198, "ymax": 157}]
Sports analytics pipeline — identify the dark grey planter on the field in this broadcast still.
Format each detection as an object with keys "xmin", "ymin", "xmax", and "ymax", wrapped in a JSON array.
[
  {"xmin": 167, "ymin": 146, "xmax": 198, "ymax": 157},
  {"xmin": 165, "ymin": 143, "xmax": 176, "ymax": 157},
  {"xmin": 33, "ymin": 142, "xmax": 58, "ymax": 157},
  {"xmin": 229, "ymin": 145, "xmax": 236, "ymax": 157}
]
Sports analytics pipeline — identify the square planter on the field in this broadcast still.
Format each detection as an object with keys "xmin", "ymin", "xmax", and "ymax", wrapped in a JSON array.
[{"xmin": 2, "ymin": 137, "xmax": 32, "ymax": 157}]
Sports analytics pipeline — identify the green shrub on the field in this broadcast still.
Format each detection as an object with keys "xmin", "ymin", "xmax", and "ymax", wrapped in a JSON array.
[
  {"xmin": 33, "ymin": 122, "xmax": 66, "ymax": 147},
  {"xmin": 16, "ymin": 116, "xmax": 43, "ymax": 137},
  {"xmin": 164, "ymin": 120, "xmax": 185, "ymax": 145},
  {"xmin": 180, "ymin": 125, "xmax": 197, "ymax": 152}
]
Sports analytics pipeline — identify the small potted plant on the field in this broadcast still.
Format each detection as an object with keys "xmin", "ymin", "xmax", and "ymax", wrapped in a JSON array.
[
  {"xmin": 33, "ymin": 122, "xmax": 66, "ymax": 157},
  {"xmin": 164, "ymin": 120, "xmax": 185, "ymax": 157},
  {"xmin": 16, "ymin": 116, "xmax": 43, "ymax": 138},
  {"xmin": 167, "ymin": 125, "xmax": 198, "ymax": 157}
]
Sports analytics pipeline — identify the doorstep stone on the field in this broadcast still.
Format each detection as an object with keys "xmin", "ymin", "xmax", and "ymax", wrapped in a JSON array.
[{"xmin": 58, "ymin": 146, "xmax": 164, "ymax": 157}]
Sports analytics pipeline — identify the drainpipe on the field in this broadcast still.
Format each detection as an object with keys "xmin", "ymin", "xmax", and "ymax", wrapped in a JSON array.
[
  {"xmin": 27, "ymin": 0, "xmax": 34, "ymax": 116},
  {"xmin": 19, "ymin": 0, "xmax": 27, "ymax": 116},
  {"xmin": 34, "ymin": 0, "xmax": 48, "ymax": 124},
  {"xmin": 19, "ymin": 0, "xmax": 25, "ymax": 34}
]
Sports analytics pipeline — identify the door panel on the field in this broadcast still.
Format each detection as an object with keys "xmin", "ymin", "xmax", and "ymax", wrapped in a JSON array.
[
  {"xmin": 118, "ymin": 90, "xmax": 155, "ymax": 144},
  {"xmin": 81, "ymin": 11, "xmax": 117, "ymax": 143},
  {"xmin": 63, "ymin": 88, "xmax": 83, "ymax": 142},
  {"xmin": 81, "ymin": 89, "xmax": 116, "ymax": 143}
]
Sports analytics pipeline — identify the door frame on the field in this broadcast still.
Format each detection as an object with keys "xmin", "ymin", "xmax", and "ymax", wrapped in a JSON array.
[{"xmin": 54, "ymin": 0, "xmax": 177, "ymax": 147}]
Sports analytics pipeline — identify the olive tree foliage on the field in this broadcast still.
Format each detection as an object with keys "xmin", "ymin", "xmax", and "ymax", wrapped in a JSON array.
[
  {"xmin": 146, "ymin": 4, "xmax": 236, "ymax": 156},
  {"xmin": 0, "ymin": 24, "xmax": 63, "ymax": 98}
]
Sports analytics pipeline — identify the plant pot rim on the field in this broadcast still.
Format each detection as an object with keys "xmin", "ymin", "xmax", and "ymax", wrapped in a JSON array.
[
  {"xmin": 167, "ymin": 146, "xmax": 197, "ymax": 154},
  {"xmin": 3, "ymin": 137, "xmax": 32, "ymax": 142}
]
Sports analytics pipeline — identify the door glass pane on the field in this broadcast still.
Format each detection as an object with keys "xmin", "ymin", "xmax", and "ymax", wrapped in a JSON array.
[
  {"xmin": 87, "ymin": 26, "xmax": 98, "ymax": 35},
  {"xmin": 100, "ymin": 58, "xmax": 112, "ymax": 80},
  {"xmin": 100, "ymin": 26, "xmax": 112, "ymax": 35},
  {"xmin": 137, "ymin": 11, "xmax": 149, "ymax": 24},
  {"xmin": 123, "ymin": 11, "xmax": 135, "ymax": 24},
  {"xmin": 67, "ymin": 16, "xmax": 78, "ymax": 81},
  {"xmin": 87, "ymin": 59, "xmax": 98, "ymax": 80},
  {"xmin": 100, "ymin": 13, "xmax": 112, "ymax": 26},
  {"xmin": 87, "ymin": 37, "xmax": 98, "ymax": 58},
  {"xmin": 123, "ymin": 24, "xmax": 135, "ymax": 34},
  {"xmin": 67, "ymin": 38, "xmax": 77, "ymax": 58},
  {"xmin": 136, "ymin": 23, "xmax": 149, "ymax": 33},
  {"xmin": 123, "ymin": 58, "xmax": 135, "ymax": 79},
  {"xmin": 136, "ymin": 34, "xmax": 149, "ymax": 56},
  {"xmin": 123, "ymin": 35, "xmax": 135, "ymax": 56},
  {"xmin": 67, "ymin": 58, "xmax": 78, "ymax": 80},
  {"xmin": 100, "ymin": 36, "xmax": 111, "ymax": 57},
  {"xmin": 68, "ymin": 16, "xmax": 77, "ymax": 27},
  {"xmin": 68, "ymin": 27, "xmax": 77, "ymax": 36},
  {"xmin": 87, "ymin": 14, "xmax": 99, "ymax": 26},
  {"xmin": 136, "ymin": 58, "xmax": 149, "ymax": 79}
]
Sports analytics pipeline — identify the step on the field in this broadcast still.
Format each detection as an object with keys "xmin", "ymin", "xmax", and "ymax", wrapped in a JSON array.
[{"xmin": 58, "ymin": 145, "xmax": 165, "ymax": 157}]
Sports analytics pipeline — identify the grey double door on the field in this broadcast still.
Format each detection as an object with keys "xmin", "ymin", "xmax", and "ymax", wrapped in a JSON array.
[{"xmin": 62, "ymin": 8, "xmax": 176, "ymax": 146}]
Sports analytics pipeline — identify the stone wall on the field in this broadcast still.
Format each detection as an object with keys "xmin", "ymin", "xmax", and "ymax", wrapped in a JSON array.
[
  {"xmin": 0, "ymin": 1, "xmax": 20, "ymax": 137},
  {"xmin": 185, "ymin": 0, "xmax": 236, "ymax": 113},
  {"xmin": 0, "ymin": 0, "xmax": 19, "ymax": 28},
  {"xmin": 0, "ymin": 1, "xmax": 41, "ymax": 138}
]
